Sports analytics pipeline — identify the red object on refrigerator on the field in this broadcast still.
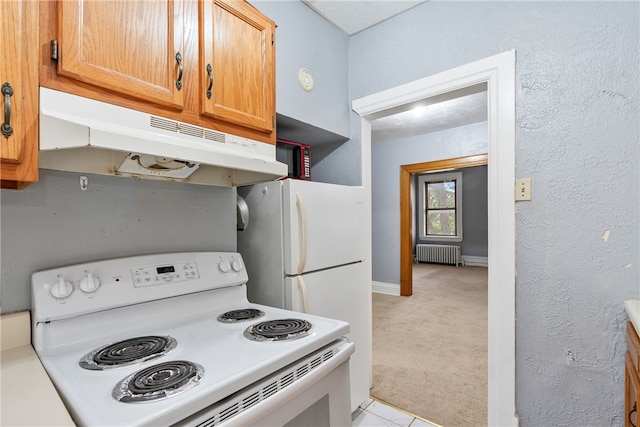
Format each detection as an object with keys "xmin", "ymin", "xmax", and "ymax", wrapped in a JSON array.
[{"xmin": 276, "ymin": 138, "xmax": 311, "ymax": 180}]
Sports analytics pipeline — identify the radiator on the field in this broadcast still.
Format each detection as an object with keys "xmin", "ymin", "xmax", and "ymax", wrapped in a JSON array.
[{"xmin": 416, "ymin": 244, "xmax": 461, "ymax": 266}]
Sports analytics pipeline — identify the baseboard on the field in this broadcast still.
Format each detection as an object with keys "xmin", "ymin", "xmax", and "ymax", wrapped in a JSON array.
[
  {"xmin": 372, "ymin": 281, "xmax": 400, "ymax": 296},
  {"xmin": 461, "ymin": 255, "xmax": 488, "ymax": 267}
]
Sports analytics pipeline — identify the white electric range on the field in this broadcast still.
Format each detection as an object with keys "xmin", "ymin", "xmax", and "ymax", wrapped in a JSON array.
[{"xmin": 31, "ymin": 252, "xmax": 354, "ymax": 426}]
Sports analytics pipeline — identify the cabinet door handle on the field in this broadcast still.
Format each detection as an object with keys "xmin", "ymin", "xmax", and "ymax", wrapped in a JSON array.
[
  {"xmin": 206, "ymin": 64, "xmax": 213, "ymax": 99},
  {"xmin": 2, "ymin": 82, "xmax": 13, "ymax": 138},
  {"xmin": 175, "ymin": 52, "xmax": 183, "ymax": 91},
  {"xmin": 630, "ymin": 401, "xmax": 637, "ymax": 427}
]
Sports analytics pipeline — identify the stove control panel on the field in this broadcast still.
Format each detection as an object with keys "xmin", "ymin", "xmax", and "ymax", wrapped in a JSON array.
[
  {"xmin": 31, "ymin": 252, "xmax": 249, "ymax": 323},
  {"xmin": 131, "ymin": 262, "xmax": 200, "ymax": 287}
]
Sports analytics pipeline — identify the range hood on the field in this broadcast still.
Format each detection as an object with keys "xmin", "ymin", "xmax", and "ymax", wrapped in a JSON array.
[{"xmin": 39, "ymin": 88, "xmax": 288, "ymax": 187}]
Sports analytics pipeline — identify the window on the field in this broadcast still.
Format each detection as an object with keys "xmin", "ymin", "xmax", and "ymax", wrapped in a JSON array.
[{"xmin": 418, "ymin": 172, "xmax": 462, "ymax": 242}]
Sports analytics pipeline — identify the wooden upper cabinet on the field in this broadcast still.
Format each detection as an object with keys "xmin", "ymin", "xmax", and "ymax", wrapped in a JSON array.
[
  {"xmin": 40, "ymin": 0, "xmax": 275, "ymax": 144},
  {"xmin": 200, "ymin": 0, "xmax": 275, "ymax": 133},
  {"xmin": 0, "ymin": 0, "xmax": 39, "ymax": 189},
  {"xmin": 56, "ymin": 0, "xmax": 185, "ymax": 109}
]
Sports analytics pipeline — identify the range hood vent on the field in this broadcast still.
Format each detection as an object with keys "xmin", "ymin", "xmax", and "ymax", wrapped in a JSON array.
[
  {"xmin": 149, "ymin": 116, "xmax": 226, "ymax": 143},
  {"xmin": 38, "ymin": 88, "xmax": 287, "ymax": 187}
]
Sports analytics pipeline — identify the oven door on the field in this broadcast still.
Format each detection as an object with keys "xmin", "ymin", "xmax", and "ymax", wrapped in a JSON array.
[{"xmin": 176, "ymin": 338, "xmax": 354, "ymax": 427}]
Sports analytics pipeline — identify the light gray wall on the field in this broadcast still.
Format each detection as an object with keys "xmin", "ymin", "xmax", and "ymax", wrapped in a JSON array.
[
  {"xmin": 351, "ymin": 1, "xmax": 639, "ymax": 425},
  {"xmin": 1, "ymin": 170, "xmax": 236, "ymax": 313},
  {"xmin": 371, "ymin": 122, "xmax": 488, "ymax": 284},
  {"xmin": 250, "ymin": 0, "xmax": 349, "ymax": 139},
  {"xmin": 415, "ymin": 165, "xmax": 488, "ymax": 257},
  {"xmin": 250, "ymin": 0, "xmax": 357, "ymax": 186}
]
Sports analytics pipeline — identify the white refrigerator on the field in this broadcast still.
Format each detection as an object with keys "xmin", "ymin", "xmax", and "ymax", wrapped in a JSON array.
[{"xmin": 237, "ymin": 179, "xmax": 371, "ymax": 413}]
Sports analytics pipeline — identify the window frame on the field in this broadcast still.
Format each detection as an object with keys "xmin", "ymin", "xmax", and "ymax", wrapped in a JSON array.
[{"xmin": 418, "ymin": 171, "xmax": 463, "ymax": 242}]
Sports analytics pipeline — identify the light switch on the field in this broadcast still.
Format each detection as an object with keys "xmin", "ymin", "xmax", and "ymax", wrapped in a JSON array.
[{"xmin": 515, "ymin": 178, "xmax": 532, "ymax": 201}]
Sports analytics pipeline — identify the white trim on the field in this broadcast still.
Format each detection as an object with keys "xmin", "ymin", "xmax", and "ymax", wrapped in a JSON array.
[
  {"xmin": 461, "ymin": 256, "xmax": 489, "ymax": 267},
  {"xmin": 360, "ymin": 114, "xmax": 374, "ymax": 399},
  {"xmin": 353, "ymin": 50, "xmax": 517, "ymax": 427},
  {"xmin": 371, "ymin": 281, "xmax": 400, "ymax": 296}
]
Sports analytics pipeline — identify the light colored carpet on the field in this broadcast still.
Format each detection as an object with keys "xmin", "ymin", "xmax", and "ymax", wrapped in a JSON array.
[{"xmin": 370, "ymin": 263, "xmax": 488, "ymax": 426}]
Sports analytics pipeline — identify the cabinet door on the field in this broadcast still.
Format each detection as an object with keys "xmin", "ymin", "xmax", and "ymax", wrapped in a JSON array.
[
  {"xmin": 200, "ymin": 0, "xmax": 275, "ymax": 133},
  {"xmin": 626, "ymin": 352, "xmax": 639, "ymax": 427},
  {"xmin": 57, "ymin": 0, "xmax": 184, "ymax": 109},
  {"xmin": 0, "ymin": 0, "xmax": 38, "ymax": 189}
]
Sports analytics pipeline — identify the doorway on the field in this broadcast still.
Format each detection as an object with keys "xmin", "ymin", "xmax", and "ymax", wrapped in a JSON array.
[
  {"xmin": 400, "ymin": 154, "xmax": 488, "ymax": 296},
  {"xmin": 353, "ymin": 51, "xmax": 516, "ymax": 426},
  {"xmin": 397, "ymin": 156, "xmax": 489, "ymax": 424}
]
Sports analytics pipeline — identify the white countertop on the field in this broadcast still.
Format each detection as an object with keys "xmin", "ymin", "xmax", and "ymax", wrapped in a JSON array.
[
  {"xmin": 625, "ymin": 299, "xmax": 640, "ymax": 334},
  {"xmin": 1, "ymin": 311, "xmax": 75, "ymax": 427}
]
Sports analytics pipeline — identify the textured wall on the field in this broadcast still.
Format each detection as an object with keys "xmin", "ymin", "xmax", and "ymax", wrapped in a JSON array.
[
  {"xmin": 351, "ymin": 1, "xmax": 639, "ymax": 425},
  {"xmin": 1, "ymin": 170, "xmax": 236, "ymax": 313},
  {"xmin": 371, "ymin": 122, "xmax": 488, "ymax": 284}
]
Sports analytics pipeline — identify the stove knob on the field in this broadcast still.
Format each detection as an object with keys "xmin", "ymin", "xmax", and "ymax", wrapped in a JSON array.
[
  {"xmin": 231, "ymin": 259, "xmax": 243, "ymax": 272},
  {"xmin": 79, "ymin": 272, "xmax": 101, "ymax": 293},
  {"xmin": 218, "ymin": 260, "xmax": 231, "ymax": 273},
  {"xmin": 50, "ymin": 277, "xmax": 73, "ymax": 299}
]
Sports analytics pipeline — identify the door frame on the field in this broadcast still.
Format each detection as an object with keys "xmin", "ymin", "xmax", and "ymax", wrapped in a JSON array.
[
  {"xmin": 353, "ymin": 50, "xmax": 516, "ymax": 426},
  {"xmin": 400, "ymin": 154, "xmax": 488, "ymax": 296}
]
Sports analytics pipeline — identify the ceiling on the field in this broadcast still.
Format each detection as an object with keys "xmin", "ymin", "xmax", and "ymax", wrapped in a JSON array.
[
  {"xmin": 370, "ymin": 91, "xmax": 488, "ymax": 143},
  {"xmin": 301, "ymin": 0, "xmax": 427, "ymax": 35},
  {"xmin": 300, "ymin": 0, "xmax": 488, "ymax": 142}
]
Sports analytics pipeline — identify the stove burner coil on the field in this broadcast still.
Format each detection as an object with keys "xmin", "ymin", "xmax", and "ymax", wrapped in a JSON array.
[
  {"xmin": 243, "ymin": 318, "xmax": 313, "ymax": 342},
  {"xmin": 112, "ymin": 360, "xmax": 204, "ymax": 403},
  {"xmin": 217, "ymin": 308, "xmax": 265, "ymax": 323},
  {"xmin": 79, "ymin": 336, "xmax": 177, "ymax": 370}
]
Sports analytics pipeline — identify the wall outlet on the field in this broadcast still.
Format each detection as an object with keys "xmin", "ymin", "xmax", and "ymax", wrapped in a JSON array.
[{"xmin": 515, "ymin": 178, "xmax": 532, "ymax": 201}]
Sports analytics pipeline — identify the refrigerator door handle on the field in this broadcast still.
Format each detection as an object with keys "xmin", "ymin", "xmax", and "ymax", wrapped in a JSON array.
[
  {"xmin": 296, "ymin": 275, "xmax": 309, "ymax": 313},
  {"xmin": 295, "ymin": 191, "xmax": 308, "ymax": 274}
]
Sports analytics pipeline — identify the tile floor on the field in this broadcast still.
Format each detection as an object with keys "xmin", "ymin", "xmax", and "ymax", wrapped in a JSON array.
[{"xmin": 352, "ymin": 398, "xmax": 441, "ymax": 427}]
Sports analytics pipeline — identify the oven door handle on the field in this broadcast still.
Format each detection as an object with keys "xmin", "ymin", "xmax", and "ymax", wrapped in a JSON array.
[
  {"xmin": 295, "ymin": 276, "xmax": 309, "ymax": 314},
  {"xmin": 295, "ymin": 191, "xmax": 307, "ymax": 274}
]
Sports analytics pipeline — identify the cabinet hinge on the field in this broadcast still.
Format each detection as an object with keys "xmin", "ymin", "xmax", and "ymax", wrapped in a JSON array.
[
  {"xmin": 271, "ymin": 34, "xmax": 274, "ymax": 45},
  {"xmin": 50, "ymin": 40, "xmax": 58, "ymax": 61}
]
